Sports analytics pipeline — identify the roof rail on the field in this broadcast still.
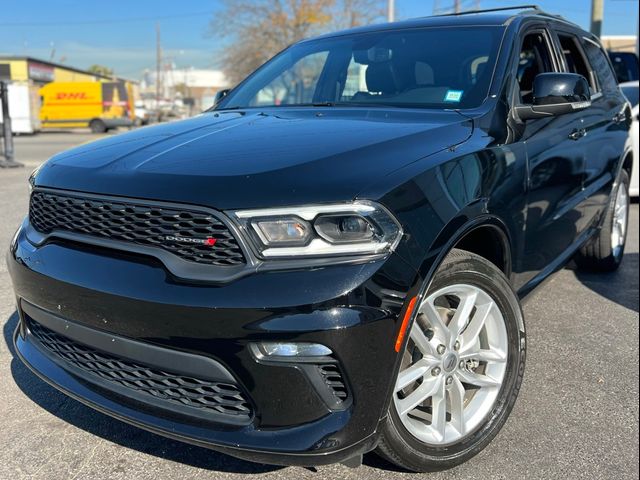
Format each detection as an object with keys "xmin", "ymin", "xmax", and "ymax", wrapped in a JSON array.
[{"xmin": 434, "ymin": 4, "xmax": 541, "ymax": 17}]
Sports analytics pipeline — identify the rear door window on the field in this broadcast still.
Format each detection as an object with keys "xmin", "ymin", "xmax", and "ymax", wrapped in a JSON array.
[{"xmin": 582, "ymin": 39, "xmax": 619, "ymax": 94}]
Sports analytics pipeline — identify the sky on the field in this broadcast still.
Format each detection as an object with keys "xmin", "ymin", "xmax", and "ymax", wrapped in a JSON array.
[{"xmin": 0, "ymin": 0, "xmax": 638, "ymax": 80}]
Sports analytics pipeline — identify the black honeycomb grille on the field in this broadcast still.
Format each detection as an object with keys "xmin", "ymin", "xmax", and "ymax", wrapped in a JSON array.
[
  {"xmin": 29, "ymin": 191, "xmax": 245, "ymax": 267},
  {"xmin": 28, "ymin": 320, "xmax": 252, "ymax": 420}
]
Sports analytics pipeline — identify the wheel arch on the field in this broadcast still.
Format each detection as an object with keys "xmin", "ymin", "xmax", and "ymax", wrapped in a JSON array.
[
  {"xmin": 416, "ymin": 210, "xmax": 514, "ymax": 290},
  {"xmin": 393, "ymin": 208, "xmax": 516, "ymax": 349}
]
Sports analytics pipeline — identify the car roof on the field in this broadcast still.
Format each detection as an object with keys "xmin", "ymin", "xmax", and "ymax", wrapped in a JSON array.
[{"xmin": 308, "ymin": 6, "xmax": 582, "ymax": 42}]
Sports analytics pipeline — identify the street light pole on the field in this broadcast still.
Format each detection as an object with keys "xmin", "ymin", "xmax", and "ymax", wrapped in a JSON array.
[{"xmin": 387, "ymin": 0, "xmax": 395, "ymax": 22}]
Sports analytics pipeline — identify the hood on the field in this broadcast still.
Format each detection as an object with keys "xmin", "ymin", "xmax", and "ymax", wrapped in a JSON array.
[{"xmin": 35, "ymin": 108, "xmax": 472, "ymax": 209}]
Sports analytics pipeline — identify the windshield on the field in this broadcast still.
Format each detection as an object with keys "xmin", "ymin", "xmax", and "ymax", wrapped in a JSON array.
[{"xmin": 217, "ymin": 26, "xmax": 504, "ymax": 110}]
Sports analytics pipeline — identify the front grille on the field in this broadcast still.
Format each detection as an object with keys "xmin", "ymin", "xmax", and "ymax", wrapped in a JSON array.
[
  {"xmin": 28, "ymin": 320, "xmax": 252, "ymax": 420},
  {"xmin": 29, "ymin": 191, "xmax": 246, "ymax": 267},
  {"xmin": 318, "ymin": 363, "xmax": 349, "ymax": 402}
]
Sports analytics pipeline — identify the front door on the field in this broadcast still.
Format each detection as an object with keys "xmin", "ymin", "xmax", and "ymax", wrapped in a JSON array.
[{"xmin": 514, "ymin": 29, "xmax": 588, "ymax": 284}]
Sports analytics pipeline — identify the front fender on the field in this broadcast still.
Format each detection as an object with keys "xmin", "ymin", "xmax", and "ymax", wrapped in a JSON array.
[{"xmin": 362, "ymin": 138, "xmax": 527, "ymax": 288}]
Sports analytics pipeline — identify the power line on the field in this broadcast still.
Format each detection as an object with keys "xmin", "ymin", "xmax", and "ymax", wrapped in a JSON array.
[{"xmin": 0, "ymin": 11, "xmax": 213, "ymax": 27}]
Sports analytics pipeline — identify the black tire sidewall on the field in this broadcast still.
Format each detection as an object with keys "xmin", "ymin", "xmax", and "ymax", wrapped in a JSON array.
[{"xmin": 380, "ymin": 251, "xmax": 526, "ymax": 470}]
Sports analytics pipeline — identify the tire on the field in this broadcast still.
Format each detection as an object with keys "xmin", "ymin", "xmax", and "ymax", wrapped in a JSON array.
[
  {"xmin": 376, "ymin": 249, "xmax": 526, "ymax": 472},
  {"xmin": 89, "ymin": 119, "xmax": 107, "ymax": 134},
  {"xmin": 575, "ymin": 169, "xmax": 630, "ymax": 272}
]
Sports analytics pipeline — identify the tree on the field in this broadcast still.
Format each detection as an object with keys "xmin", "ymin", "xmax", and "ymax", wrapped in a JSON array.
[
  {"xmin": 209, "ymin": 0, "xmax": 384, "ymax": 84},
  {"xmin": 87, "ymin": 64, "xmax": 114, "ymax": 77}
]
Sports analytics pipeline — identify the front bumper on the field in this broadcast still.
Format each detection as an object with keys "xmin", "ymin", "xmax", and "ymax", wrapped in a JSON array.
[{"xmin": 8, "ymin": 219, "xmax": 418, "ymax": 466}]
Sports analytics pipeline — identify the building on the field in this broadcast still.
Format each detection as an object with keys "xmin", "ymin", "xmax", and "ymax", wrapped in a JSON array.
[
  {"xmin": 0, "ymin": 56, "xmax": 119, "ymax": 84},
  {"xmin": 601, "ymin": 35, "xmax": 638, "ymax": 54},
  {"xmin": 140, "ymin": 67, "xmax": 229, "ymax": 113}
]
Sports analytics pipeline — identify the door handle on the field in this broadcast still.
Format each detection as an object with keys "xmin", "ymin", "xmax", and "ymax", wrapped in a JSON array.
[{"xmin": 568, "ymin": 128, "xmax": 586, "ymax": 141}]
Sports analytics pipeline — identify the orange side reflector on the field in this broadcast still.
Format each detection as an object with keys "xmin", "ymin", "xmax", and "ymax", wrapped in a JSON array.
[{"xmin": 394, "ymin": 296, "xmax": 418, "ymax": 353}]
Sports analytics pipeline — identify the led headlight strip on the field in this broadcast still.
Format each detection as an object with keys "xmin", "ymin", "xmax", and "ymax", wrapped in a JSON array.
[{"xmin": 230, "ymin": 201, "xmax": 403, "ymax": 259}]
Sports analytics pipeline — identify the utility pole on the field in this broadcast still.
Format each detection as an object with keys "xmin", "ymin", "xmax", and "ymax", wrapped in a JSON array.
[
  {"xmin": 387, "ymin": 0, "xmax": 395, "ymax": 22},
  {"xmin": 155, "ymin": 22, "xmax": 161, "ymax": 109},
  {"xmin": 454, "ymin": 0, "xmax": 461, "ymax": 13},
  {"xmin": 590, "ymin": 0, "xmax": 604, "ymax": 38}
]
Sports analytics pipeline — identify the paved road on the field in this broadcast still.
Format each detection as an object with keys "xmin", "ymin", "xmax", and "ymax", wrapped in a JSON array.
[{"xmin": 1, "ymin": 133, "xmax": 638, "ymax": 480}]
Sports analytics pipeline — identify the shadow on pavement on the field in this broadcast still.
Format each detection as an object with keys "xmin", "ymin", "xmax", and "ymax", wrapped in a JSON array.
[
  {"xmin": 574, "ymin": 252, "xmax": 639, "ymax": 313},
  {"xmin": 3, "ymin": 311, "xmax": 283, "ymax": 475}
]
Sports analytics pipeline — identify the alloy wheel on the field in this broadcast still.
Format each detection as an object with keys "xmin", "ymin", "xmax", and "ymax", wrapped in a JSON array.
[
  {"xmin": 611, "ymin": 183, "xmax": 628, "ymax": 258},
  {"xmin": 393, "ymin": 284, "xmax": 508, "ymax": 446}
]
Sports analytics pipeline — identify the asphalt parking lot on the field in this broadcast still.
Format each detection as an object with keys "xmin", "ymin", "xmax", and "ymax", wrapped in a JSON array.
[{"xmin": 0, "ymin": 132, "xmax": 638, "ymax": 480}]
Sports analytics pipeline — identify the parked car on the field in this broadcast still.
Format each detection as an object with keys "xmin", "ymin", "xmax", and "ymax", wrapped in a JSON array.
[
  {"xmin": 619, "ymin": 81, "xmax": 639, "ymax": 196},
  {"xmin": 608, "ymin": 50, "xmax": 640, "ymax": 83},
  {"xmin": 9, "ymin": 6, "xmax": 632, "ymax": 473},
  {"xmin": 133, "ymin": 101, "xmax": 151, "ymax": 126}
]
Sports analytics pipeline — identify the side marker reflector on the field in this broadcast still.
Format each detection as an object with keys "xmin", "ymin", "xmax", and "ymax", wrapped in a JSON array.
[{"xmin": 395, "ymin": 296, "xmax": 418, "ymax": 353}]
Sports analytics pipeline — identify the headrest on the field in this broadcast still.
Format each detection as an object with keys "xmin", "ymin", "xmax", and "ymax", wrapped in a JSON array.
[
  {"xmin": 415, "ymin": 62, "xmax": 434, "ymax": 86},
  {"xmin": 366, "ymin": 62, "xmax": 398, "ymax": 94}
]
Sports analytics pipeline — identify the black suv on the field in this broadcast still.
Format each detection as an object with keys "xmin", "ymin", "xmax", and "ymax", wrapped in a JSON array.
[{"xmin": 9, "ymin": 6, "xmax": 632, "ymax": 472}]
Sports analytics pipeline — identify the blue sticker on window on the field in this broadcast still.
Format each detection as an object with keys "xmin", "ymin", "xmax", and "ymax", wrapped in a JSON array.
[{"xmin": 444, "ymin": 90, "xmax": 463, "ymax": 102}]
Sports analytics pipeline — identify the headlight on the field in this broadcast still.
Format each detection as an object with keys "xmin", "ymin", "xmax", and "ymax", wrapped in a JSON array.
[{"xmin": 231, "ymin": 201, "xmax": 402, "ymax": 259}]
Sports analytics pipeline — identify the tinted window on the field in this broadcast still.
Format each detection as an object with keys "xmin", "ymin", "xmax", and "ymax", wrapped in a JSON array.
[
  {"xmin": 558, "ymin": 34, "xmax": 597, "ymax": 93},
  {"xmin": 608, "ymin": 51, "xmax": 640, "ymax": 83},
  {"xmin": 218, "ymin": 27, "xmax": 504, "ymax": 110},
  {"xmin": 518, "ymin": 32, "xmax": 554, "ymax": 103},
  {"xmin": 583, "ymin": 40, "xmax": 619, "ymax": 94}
]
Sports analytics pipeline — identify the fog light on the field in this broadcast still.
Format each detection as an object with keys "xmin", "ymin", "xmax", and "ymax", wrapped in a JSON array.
[{"xmin": 254, "ymin": 342, "xmax": 332, "ymax": 359}]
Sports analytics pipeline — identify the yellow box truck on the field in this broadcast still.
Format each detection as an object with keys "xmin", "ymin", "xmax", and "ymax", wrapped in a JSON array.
[{"xmin": 39, "ymin": 81, "xmax": 135, "ymax": 132}]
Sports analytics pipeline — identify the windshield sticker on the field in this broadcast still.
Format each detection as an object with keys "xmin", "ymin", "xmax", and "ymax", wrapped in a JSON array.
[{"xmin": 444, "ymin": 90, "xmax": 464, "ymax": 102}]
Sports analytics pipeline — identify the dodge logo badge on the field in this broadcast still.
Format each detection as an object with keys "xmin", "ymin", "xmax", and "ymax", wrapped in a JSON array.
[{"xmin": 165, "ymin": 235, "xmax": 217, "ymax": 246}]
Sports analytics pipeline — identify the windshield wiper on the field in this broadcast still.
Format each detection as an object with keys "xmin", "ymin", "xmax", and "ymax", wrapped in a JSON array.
[
  {"xmin": 211, "ymin": 106, "xmax": 241, "ymax": 112},
  {"xmin": 270, "ymin": 102, "xmax": 337, "ymax": 107}
]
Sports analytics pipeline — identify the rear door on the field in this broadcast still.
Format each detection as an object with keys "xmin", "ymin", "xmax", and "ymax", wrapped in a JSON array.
[
  {"xmin": 552, "ymin": 29, "xmax": 629, "ymax": 229},
  {"xmin": 514, "ymin": 26, "xmax": 587, "ymax": 280}
]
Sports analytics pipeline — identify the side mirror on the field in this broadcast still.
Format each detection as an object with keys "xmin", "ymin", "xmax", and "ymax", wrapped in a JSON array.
[
  {"xmin": 515, "ymin": 73, "xmax": 591, "ymax": 121},
  {"xmin": 213, "ymin": 89, "xmax": 230, "ymax": 108}
]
